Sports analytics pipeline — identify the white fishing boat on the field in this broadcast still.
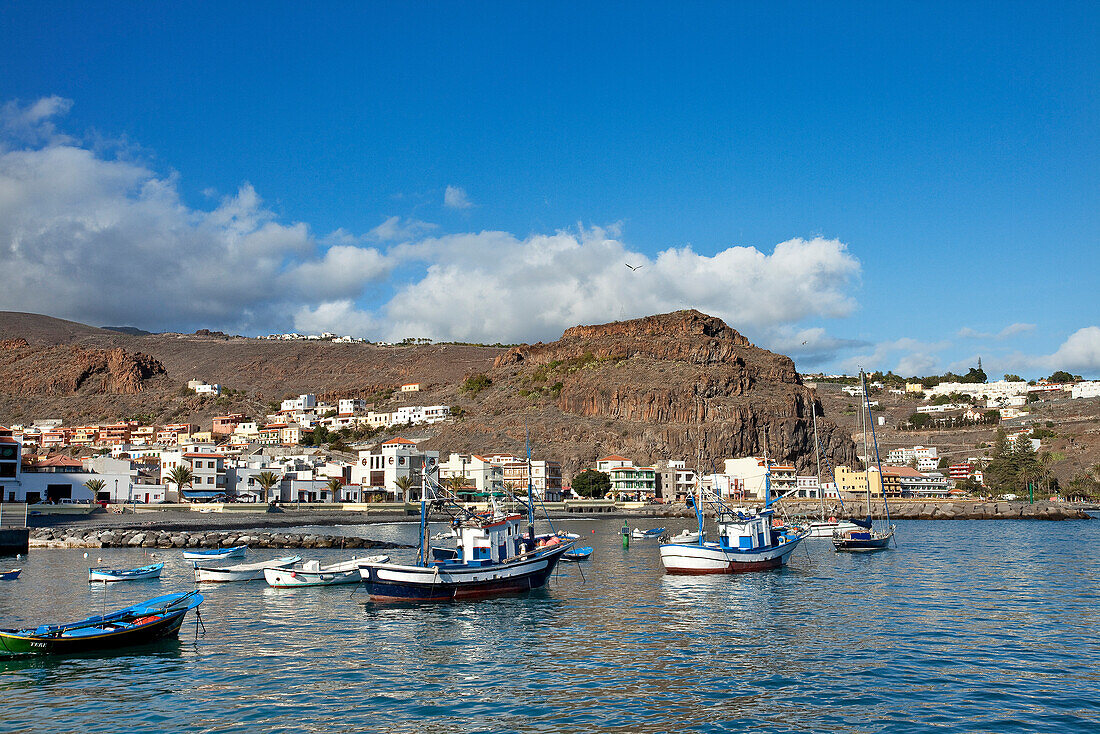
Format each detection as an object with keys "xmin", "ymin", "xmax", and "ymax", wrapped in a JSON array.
[
  {"xmin": 660, "ymin": 429, "xmax": 807, "ymax": 574},
  {"xmin": 183, "ymin": 545, "xmax": 247, "ymax": 561},
  {"xmin": 88, "ymin": 562, "xmax": 164, "ymax": 582},
  {"xmin": 669, "ymin": 529, "xmax": 702, "ymax": 543},
  {"xmin": 264, "ymin": 555, "xmax": 389, "ymax": 588},
  {"xmin": 631, "ymin": 527, "xmax": 665, "ymax": 539},
  {"xmin": 359, "ymin": 433, "xmax": 573, "ymax": 602},
  {"xmin": 194, "ymin": 555, "xmax": 301, "ymax": 583}
]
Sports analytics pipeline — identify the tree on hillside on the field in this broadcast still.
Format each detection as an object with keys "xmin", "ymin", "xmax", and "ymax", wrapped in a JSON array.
[
  {"xmin": 166, "ymin": 466, "xmax": 193, "ymax": 501},
  {"xmin": 256, "ymin": 471, "xmax": 282, "ymax": 504},
  {"xmin": 572, "ymin": 469, "xmax": 611, "ymax": 498},
  {"xmin": 461, "ymin": 373, "xmax": 492, "ymax": 397},
  {"xmin": 1047, "ymin": 371, "xmax": 1077, "ymax": 384},
  {"xmin": 1004, "ymin": 374, "xmax": 1023, "ymax": 382}
]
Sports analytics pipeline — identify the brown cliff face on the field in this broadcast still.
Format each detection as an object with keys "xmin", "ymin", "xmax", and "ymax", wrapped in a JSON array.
[
  {"xmin": 432, "ymin": 310, "xmax": 859, "ymax": 478},
  {"xmin": 0, "ymin": 342, "xmax": 166, "ymax": 395}
]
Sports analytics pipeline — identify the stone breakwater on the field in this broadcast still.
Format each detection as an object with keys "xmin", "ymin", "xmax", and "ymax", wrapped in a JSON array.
[
  {"xmin": 621, "ymin": 500, "xmax": 1091, "ymax": 521},
  {"xmin": 29, "ymin": 527, "xmax": 411, "ymax": 550}
]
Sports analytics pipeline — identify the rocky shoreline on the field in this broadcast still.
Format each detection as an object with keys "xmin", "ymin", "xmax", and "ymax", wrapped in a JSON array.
[
  {"xmin": 29, "ymin": 527, "xmax": 412, "ymax": 550},
  {"xmin": 626, "ymin": 500, "xmax": 1092, "ymax": 521}
]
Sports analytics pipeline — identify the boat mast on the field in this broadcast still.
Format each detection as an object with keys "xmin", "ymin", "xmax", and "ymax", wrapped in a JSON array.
[
  {"xmin": 812, "ymin": 402, "xmax": 824, "ymax": 522},
  {"xmin": 525, "ymin": 425, "xmax": 535, "ymax": 542},
  {"xmin": 860, "ymin": 371, "xmax": 872, "ymax": 523},
  {"xmin": 762, "ymin": 424, "xmax": 771, "ymax": 509},
  {"xmin": 865, "ymin": 371, "xmax": 893, "ymax": 535}
]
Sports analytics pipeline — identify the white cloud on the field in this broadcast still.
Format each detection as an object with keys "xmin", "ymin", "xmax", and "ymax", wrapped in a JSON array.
[
  {"xmin": 293, "ymin": 300, "xmax": 380, "ymax": 336},
  {"xmin": 765, "ymin": 326, "xmax": 869, "ymax": 368},
  {"xmin": 1042, "ymin": 327, "xmax": 1100, "ymax": 375},
  {"xmin": 443, "ymin": 185, "xmax": 474, "ymax": 210},
  {"xmin": 838, "ymin": 337, "xmax": 952, "ymax": 377},
  {"xmin": 381, "ymin": 228, "xmax": 861, "ymax": 344},
  {"xmin": 367, "ymin": 215, "xmax": 437, "ymax": 242},
  {"xmin": 957, "ymin": 323, "xmax": 1036, "ymax": 340},
  {"xmin": 0, "ymin": 97, "xmax": 391, "ymax": 334}
]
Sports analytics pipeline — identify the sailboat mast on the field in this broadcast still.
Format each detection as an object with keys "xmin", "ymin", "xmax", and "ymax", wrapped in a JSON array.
[
  {"xmin": 860, "ymin": 371, "xmax": 871, "ymax": 521},
  {"xmin": 525, "ymin": 427, "xmax": 535, "ymax": 542},
  {"xmin": 762, "ymin": 424, "xmax": 771, "ymax": 509},
  {"xmin": 812, "ymin": 402, "xmax": 824, "ymax": 521}
]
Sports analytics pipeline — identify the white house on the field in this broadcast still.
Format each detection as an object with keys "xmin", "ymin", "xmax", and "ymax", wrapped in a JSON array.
[
  {"xmin": 281, "ymin": 394, "xmax": 317, "ymax": 412},
  {"xmin": 1071, "ymin": 382, "xmax": 1100, "ymax": 399},
  {"xmin": 350, "ymin": 438, "xmax": 440, "ymax": 501}
]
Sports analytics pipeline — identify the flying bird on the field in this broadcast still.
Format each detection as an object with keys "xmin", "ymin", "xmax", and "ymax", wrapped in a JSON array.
[
  {"xmin": 802, "ymin": 340, "xmax": 807, "ymax": 345},
  {"xmin": 624, "ymin": 263, "xmax": 643, "ymax": 271}
]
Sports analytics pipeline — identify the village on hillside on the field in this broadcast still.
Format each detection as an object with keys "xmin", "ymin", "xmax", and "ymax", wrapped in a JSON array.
[{"xmin": 3, "ymin": 370, "xmax": 1099, "ymax": 508}]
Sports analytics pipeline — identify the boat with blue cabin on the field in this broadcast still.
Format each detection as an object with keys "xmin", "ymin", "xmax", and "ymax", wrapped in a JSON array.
[
  {"xmin": 660, "ymin": 435, "xmax": 807, "ymax": 574},
  {"xmin": 358, "ymin": 437, "xmax": 574, "ymax": 602}
]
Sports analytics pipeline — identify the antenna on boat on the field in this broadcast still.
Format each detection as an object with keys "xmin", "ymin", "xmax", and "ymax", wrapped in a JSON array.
[
  {"xmin": 762, "ymin": 424, "xmax": 771, "ymax": 509},
  {"xmin": 525, "ymin": 423, "xmax": 535, "ymax": 543}
]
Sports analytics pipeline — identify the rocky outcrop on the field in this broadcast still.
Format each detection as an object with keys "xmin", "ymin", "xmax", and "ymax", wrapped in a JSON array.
[
  {"xmin": 0, "ymin": 343, "xmax": 166, "ymax": 395},
  {"xmin": 435, "ymin": 311, "xmax": 860, "ymax": 478}
]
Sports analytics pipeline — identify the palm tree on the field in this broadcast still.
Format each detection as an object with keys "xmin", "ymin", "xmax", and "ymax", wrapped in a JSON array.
[
  {"xmin": 255, "ymin": 471, "xmax": 282, "ymax": 504},
  {"xmin": 325, "ymin": 476, "xmax": 344, "ymax": 501},
  {"xmin": 446, "ymin": 475, "xmax": 469, "ymax": 498},
  {"xmin": 394, "ymin": 475, "xmax": 414, "ymax": 502},
  {"xmin": 84, "ymin": 478, "xmax": 106, "ymax": 501},
  {"xmin": 166, "ymin": 466, "xmax": 193, "ymax": 502}
]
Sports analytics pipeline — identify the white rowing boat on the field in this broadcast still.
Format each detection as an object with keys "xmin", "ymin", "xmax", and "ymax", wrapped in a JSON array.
[
  {"xmin": 89, "ymin": 562, "xmax": 164, "ymax": 583},
  {"xmin": 263, "ymin": 555, "xmax": 390, "ymax": 588},
  {"xmin": 194, "ymin": 556, "xmax": 301, "ymax": 583}
]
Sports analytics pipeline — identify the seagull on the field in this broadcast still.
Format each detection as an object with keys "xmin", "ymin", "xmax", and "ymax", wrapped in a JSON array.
[
  {"xmin": 802, "ymin": 341, "xmax": 807, "ymax": 345},
  {"xmin": 625, "ymin": 263, "xmax": 643, "ymax": 271}
]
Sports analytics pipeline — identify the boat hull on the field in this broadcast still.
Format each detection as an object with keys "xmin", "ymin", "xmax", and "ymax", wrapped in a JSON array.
[
  {"xmin": 660, "ymin": 535, "xmax": 804, "ymax": 575},
  {"xmin": 805, "ymin": 521, "xmax": 859, "ymax": 538},
  {"xmin": 561, "ymin": 546, "xmax": 593, "ymax": 562},
  {"xmin": 359, "ymin": 544, "xmax": 570, "ymax": 602},
  {"xmin": 833, "ymin": 527, "xmax": 895, "ymax": 552},
  {"xmin": 89, "ymin": 564, "xmax": 163, "ymax": 582},
  {"xmin": 0, "ymin": 613, "xmax": 187, "ymax": 656},
  {"xmin": 183, "ymin": 546, "xmax": 247, "ymax": 561},
  {"xmin": 264, "ymin": 568, "xmax": 360, "ymax": 587},
  {"xmin": 194, "ymin": 556, "xmax": 300, "ymax": 583}
]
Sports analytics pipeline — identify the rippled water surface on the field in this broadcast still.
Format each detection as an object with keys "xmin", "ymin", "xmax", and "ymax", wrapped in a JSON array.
[{"xmin": 1, "ymin": 518, "xmax": 1098, "ymax": 733}]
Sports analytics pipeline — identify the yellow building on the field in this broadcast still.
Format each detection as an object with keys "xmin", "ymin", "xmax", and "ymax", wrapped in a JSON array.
[
  {"xmin": 834, "ymin": 466, "xmax": 903, "ymax": 498},
  {"xmin": 905, "ymin": 382, "xmax": 925, "ymax": 394}
]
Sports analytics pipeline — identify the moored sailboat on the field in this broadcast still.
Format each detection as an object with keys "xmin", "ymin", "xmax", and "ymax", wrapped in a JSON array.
[{"xmin": 833, "ymin": 371, "xmax": 897, "ymax": 552}]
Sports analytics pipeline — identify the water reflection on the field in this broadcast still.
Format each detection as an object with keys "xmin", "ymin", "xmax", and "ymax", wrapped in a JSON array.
[{"xmin": 0, "ymin": 519, "xmax": 1096, "ymax": 732}]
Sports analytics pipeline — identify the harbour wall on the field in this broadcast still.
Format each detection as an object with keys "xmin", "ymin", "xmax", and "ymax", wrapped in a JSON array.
[{"xmin": 29, "ymin": 527, "xmax": 411, "ymax": 550}]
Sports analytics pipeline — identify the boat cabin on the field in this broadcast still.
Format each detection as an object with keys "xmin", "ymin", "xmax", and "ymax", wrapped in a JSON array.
[
  {"xmin": 446, "ymin": 513, "xmax": 527, "ymax": 565},
  {"xmin": 714, "ymin": 509, "xmax": 776, "ymax": 551}
]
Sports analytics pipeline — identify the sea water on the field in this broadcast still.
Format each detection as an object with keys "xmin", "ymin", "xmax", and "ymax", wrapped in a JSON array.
[{"xmin": 0, "ymin": 518, "xmax": 1098, "ymax": 733}]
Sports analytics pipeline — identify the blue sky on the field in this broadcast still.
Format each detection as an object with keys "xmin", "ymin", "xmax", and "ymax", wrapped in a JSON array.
[{"xmin": 1, "ymin": 2, "xmax": 1097, "ymax": 378}]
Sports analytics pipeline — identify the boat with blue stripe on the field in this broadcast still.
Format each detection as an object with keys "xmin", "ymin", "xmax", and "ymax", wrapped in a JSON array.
[{"xmin": 359, "ymin": 433, "xmax": 574, "ymax": 602}]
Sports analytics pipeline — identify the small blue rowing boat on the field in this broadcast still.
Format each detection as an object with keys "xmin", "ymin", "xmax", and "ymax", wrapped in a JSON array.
[
  {"xmin": 182, "ymin": 545, "xmax": 247, "ymax": 561},
  {"xmin": 89, "ymin": 562, "xmax": 164, "ymax": 583},
  {"xmin": 631, "ymin": 527, "xmax": 665, "ymax": 539},
  {"xmin": 561, "ymin": 546, "xmax": 593, "ymax": 562},
  {"xmin": 0, "ymin": 569, "xmax": 21, "ymax": 581}
]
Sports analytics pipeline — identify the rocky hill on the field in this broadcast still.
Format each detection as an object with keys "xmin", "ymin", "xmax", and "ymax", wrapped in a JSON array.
[
  {"xmin": 425, "ymin": 310, "xmax": 859, "ymax": 477},
  {"xmin": 0, "ymin": 310, "xmax": 859, "ymax": 479}
]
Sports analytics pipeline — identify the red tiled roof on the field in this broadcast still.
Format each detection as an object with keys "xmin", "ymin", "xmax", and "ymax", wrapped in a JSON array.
[
  {"xmin": 383, "ymin": 438, "xmax": 416, "ymax": 445},
  {"xmin": 37, "ymin": 455, "xmax": 83, "ymax": 468},
  {"xmin": 598, "ymin": 454, "xmax": 630, "ymax": 462},
  {"xmin": 184, "ymin": 453, "xmax": 222, "ymax": 459}
]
